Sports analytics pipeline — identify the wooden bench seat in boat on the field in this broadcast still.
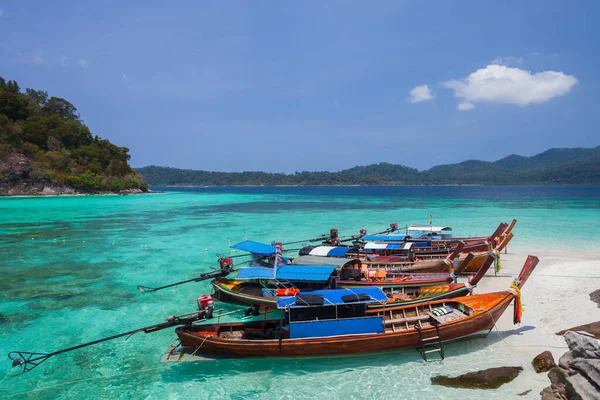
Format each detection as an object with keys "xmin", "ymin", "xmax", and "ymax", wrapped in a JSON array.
[{"xmin": 384, "ymin": 314, "xmax": 430, "ymax": 326}]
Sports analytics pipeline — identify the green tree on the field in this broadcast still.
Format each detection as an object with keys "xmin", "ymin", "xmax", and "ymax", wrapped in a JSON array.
[{"xmin": 42, "ymin": 97, "xmax": 80, "ymax": 121}]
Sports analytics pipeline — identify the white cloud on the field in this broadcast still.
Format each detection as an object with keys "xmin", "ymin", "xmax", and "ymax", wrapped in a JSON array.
[
  {"xmin": 408, "ymin": 84, "xmax": 434, "ymax": 103},
  {"xmin": 78, "ymin": 59, "xmax": 88, "ymax": 68},
  {"xmin": 122, "ymin": 73, "xmax": 128, "ymax": 81},
  {"xmin": 490, "ymin": 56, "xmax": 523, "ymax": 66},
  {"xmin": 0, "ymin": 9, "xmax": 4, "ymax": 17},
  {"xmin": 457, "ymin": 102, "xmax": 475, "ymax": 111},
  {"xmin": 16, "ymin": 52, "xmax": 42, "ymax": 64},
  {"xmin": 441, "ymin": 64, "xmax": 577, "ymax": 110}
]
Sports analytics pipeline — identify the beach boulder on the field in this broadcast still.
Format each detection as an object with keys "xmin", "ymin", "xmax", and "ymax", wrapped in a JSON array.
[
  {"xmin": 533, "ymin": 351, "xmax": 557, "ymax": 373},
  {"xmin": 564, "ymin": 331, "xmax": 600, "ymax": 359},
  {"xmin": 565, "ymin": 372, "xmax": 600, "ymax": 400},
  {"xmin": 590, "ymin": 289, "xmax": 600, "ymax": 308},
  {"xmin": 569, "ymin": 359, "xmax": 600, "ymax": 390},
  {"xmin": 540, "ymin": 384, "xmax": 567, "ymax": 400},
  {"xmin": 559, "ymin": 351, "xmax": 575, "ymax": 370},
  {"xmin": 430, "ymin": 366, "xmax": 522, "ymax": 389},
  {"xmin": 547, "ymin": 332, "xmax": 600, "ymax": 400},
  {"xmin": 557, "ymin": 322, "xmax": 600, "ymax": 340},
  {"xmin": 548, "ymin": 367, "xmax": 569, "ymax": 386}
]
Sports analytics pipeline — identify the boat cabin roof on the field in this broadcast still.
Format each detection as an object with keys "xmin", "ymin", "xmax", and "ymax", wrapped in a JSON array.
[
  {"xmin": 276, "ymin": 287, "xmax": 388, "ymax": 309},
  {"xmin": 361, "ymin": 234, "xmax": 412, "ymax": 242},
  {"xmin": 291, "ymin": 255, "xmax": 360, "ymax": 269},
  {"xmin": 236, "ymin": 265, "xmax": 337, "ymax": 282},
  {"xmin": 299, "ymin": 245, "xmax": 352, "ymax": 257},
  {"xmin": 363, "ymin": 242, "xmax": 414, "ymax": 250},
  {"xmin": 230, "ymin": 240, "xmax": 276, "ymax": 256}
]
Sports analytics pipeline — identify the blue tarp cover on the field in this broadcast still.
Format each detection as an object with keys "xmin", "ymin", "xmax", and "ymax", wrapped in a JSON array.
[
  {"xmin": 307, "ymin": 246, "xmax": 352, "ymax": 257},
  {"xmin": 326, "ymin": 247, "xmax": 352, "ymax": 257},
  {"xmin": 290, "ymin": 316, "xmax": 384, "ymax": 339},
  {"xmin": 230, "ymin": 240, "xmax": 275, "ymax": 256},
  {"xmin": 361, "ymin": 234, "xmax": 411, "ymax": 242},
  {"xmin": 277, "ymin": 287, "xmax": 388, "ymax": 308},
  {"xmin": 236, "ymin": 265, "xmax": 337, "ymax": 282}
]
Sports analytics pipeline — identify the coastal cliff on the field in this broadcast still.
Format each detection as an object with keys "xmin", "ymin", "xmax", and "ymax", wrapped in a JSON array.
[{"xmin": 0, "ymin": 77, "xmax": 147, "ymax": 196}]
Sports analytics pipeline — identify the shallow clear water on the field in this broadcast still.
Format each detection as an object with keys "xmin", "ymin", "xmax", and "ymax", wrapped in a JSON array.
[{"xmin": 1, "ymin": 185, "xmax": 599, "ymax": 399}]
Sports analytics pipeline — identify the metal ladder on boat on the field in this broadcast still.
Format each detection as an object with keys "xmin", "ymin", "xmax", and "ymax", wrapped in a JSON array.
[{"xmin": 415, "ymin": 308, "xmax": 445, "ymax": 362}]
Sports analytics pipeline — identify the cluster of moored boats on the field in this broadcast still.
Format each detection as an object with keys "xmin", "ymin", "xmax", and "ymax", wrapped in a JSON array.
[{"xmin": 9, "ymin": 219, "xmax": 539, "ymax": 374}]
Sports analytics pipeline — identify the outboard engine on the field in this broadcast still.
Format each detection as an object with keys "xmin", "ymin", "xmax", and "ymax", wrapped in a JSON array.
[
  {"xmin": 198, "ymin": 294, "xmax": 214, "ymax": 319},
  {"xmin": 328, "ymin": 228, "xmax": 340, "ymax": 245},
  {"xmin": 359, "ymin": 229, "xmax": 367, "ymax": 237},
  {"xmin": 219, "ymin": 256, "xmax": 234, "ymax": 274},
  {"xmin": 390, "ymin": 222, "xmax": 398, "ymax": 231}
]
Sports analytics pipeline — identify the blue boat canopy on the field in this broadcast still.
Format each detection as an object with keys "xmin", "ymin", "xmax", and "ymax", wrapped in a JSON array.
[
  {"xmin": 364, "ymin": 242, "xmax": 414, "ymax": 250},
  {"xmin": 277, "ymin": 287, "xmax": 388, "ymax": 308},
  {"xmin": 305, "ymin": 246, "xmax": 352, "ymax": 257},
  {"xmin": 236, "ymin": 265, "xmax": 337, "ymax": 282},
  {"xmin": 361, "ymin": 234, "xmax": 411, "ymax": 242},
  {"xmin": 230, "ymin": 240, "xmax": 275, "ymax": 256}
]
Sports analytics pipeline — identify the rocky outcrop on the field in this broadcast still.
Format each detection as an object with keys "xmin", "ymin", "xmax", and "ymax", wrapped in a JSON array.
[
  {"xmin": 0, "ymin": 153, "xmax": 70, "ymax": 195},
  {"xmin": 570, "ymin": 359, "xmax": 600, "ymax": 390},
  {"xmin": 565, "ymin": 373, "xmax": 599, "ymax": 400},
  {"xmin": 430, "ymin": 366, "xmax": 522, "ymax": 389},
  {"xmin": 541, "ymin": 367, "xmax": 569, "ymax": 399},
  {"xmin": 541, "ymin": 331, "xmax": 600, "ymax": 400},
  {"xmin": 548, "ymin": 367, "xmax": 569, "ymax": 386},
  {"xmin": 564, "ymin": 331, "xmax": 600, "ymax": 359},
  {"xmin": 0, "ymin": 153, "xmax": 149, "ymax": 196},
  {"xmin": 533, "ymin": 351, "xmax": 558, "ymax": 373}
]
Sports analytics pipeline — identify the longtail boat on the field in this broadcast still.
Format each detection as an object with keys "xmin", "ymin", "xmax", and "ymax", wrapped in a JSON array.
[
  {"xmin": 175, "ymin": 255, "xmax": 539, "ymax": 358},
  {"xmin": 301, "ymin": 221, "xmax": 513, "ymax": 261},
  {"xmin": 358, "ymin": 221, "xmax": 513, "ymax": 254},
  {"xmin": 212, "ymin": 264, "xmax": 339, "ymax": 307},
  {"xmin": 212, "ymin": 252, "xmax": 500, "ymax": 309},
  {"xmin": 345, "ymin": 232, "xmax": 513, "ymax": 275},
  {"xmin": 357, "ymin": 241, "xmax": 467, "ymax": 273}
]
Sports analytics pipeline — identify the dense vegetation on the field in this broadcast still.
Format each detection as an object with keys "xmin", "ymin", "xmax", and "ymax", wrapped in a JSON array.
[
  {"xmin": 0, "ymin": 77, "xmax": 147, "ymax": 193},
  {"xmin": 138, "ymin": 147, "xmax": 600, "ymax": 186}
]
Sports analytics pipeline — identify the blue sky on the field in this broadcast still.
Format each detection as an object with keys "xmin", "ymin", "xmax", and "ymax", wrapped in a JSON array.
[{"xmin": 1, "ymin": 1, "xmax": 598, "ymax": 172}]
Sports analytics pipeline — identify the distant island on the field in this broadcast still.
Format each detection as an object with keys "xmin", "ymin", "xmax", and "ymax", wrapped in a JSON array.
[
  {"xmin": 0, "ymin": 77, "xmax": 148, "ymax": 196},
  {"xmin": 137, "ymin": 146, "xmax": 599, "ymax": 186}
]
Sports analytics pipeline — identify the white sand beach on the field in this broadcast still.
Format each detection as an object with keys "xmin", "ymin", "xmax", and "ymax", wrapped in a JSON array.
[{"xmin": 463, "ymin": 244, "xmax": 600, "ymax": 396}]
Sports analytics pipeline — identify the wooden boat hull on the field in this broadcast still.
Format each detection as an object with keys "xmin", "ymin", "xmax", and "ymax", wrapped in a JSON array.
[
  {"xmin": 213, "ymin": 279, "xmax": 468, "ymax": 308},
  {"xmin": 337, "ymin": 274, "xmax": 453, "ymax": 289},
  {"xmin": 176, "ymin": 292, "xmax": 513, "ymax": 358},
  {"xmin": 365, "ymin": 283, "xmax": 475, "ymax": 309},
  {"xmin": 212, "ymin": 280, "xmax": 278, "ymax": 307},
  {"xmin": 364, "ymin": 251, "xmax": 495, "ymax": 275},
  {"xmin": 456, "ymin": 252, "xmax": 490, "ymax": 274}
]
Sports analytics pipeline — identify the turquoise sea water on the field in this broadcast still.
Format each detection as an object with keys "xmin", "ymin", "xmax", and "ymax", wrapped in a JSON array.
[{"xmin": 1, "ymin": 185, "xmax": 600, "ymax": 399}]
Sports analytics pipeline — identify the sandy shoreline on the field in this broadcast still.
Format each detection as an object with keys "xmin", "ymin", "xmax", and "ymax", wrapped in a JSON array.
[{"xmin": 465, "ymin": 244, "xmax": 600, "ymax": 396}]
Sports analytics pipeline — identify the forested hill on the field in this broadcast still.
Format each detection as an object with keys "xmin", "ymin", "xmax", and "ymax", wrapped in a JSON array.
[
  {"xmin": 137, "ymin": 147, "xmax": 600, "ymax": 186},
  {"xmin": 0, "ymin": 77, "xmax": 147, "ymax": 195}
]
